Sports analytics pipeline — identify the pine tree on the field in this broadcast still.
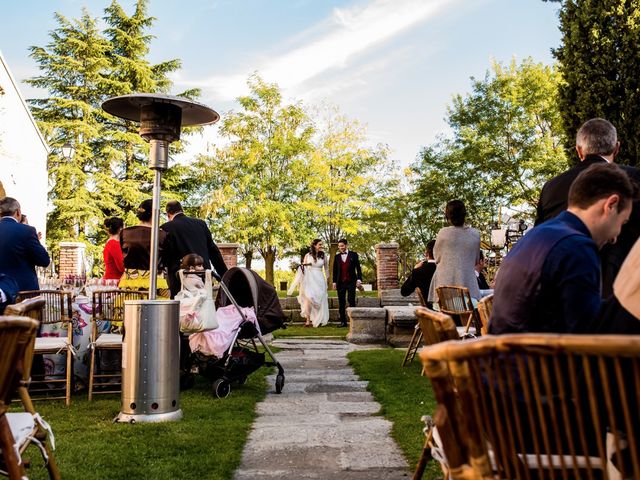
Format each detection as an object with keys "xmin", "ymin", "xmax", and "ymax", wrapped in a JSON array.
[{"xmin": 553, "ymin": 0, "xmax": 640, "ymax": 165}]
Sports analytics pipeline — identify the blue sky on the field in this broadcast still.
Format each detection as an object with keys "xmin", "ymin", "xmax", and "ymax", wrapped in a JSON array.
[{"xmin": 0, "ymin": 0, "xmax": 562, "ymax": 166}]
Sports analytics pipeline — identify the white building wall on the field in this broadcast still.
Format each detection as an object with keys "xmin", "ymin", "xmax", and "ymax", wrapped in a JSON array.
[{"xmin": 0, "ymin": 51, "xmax": 48, "ymax": 239}]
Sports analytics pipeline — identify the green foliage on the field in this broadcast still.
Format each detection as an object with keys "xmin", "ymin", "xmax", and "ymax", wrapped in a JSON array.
[
  {"xmin": 19, "ymin": 374, "xmax": 268, "ymax": 479},
  {"xmin": 194, "ymin": 74, "xmax": 314, "ymax": 285},
  {"xmin": 553, "ymin": 0, "xmax": 640, "ymax": 165},
  {"xmin": 27, "ymin": 0, "xmax": 195, "ymax": 272},
  {"xmin": 409, "ymin": 58, "xmax": 568, "ymax": 242},
  {"xmin": 348, "ymin": 348, "xmax": 440, "ymax": 476}
]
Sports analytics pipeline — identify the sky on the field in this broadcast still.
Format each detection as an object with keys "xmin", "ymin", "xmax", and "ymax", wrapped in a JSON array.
[{"xmin": 0, "ymin": 0, "xmax": 563, "ymax": 167}]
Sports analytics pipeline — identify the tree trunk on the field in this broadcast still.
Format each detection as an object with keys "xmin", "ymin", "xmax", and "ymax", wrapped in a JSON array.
[
  {"xmin": 263, "ymin": 246, "xmax": 276, "ymax": 286},
  {"xmin": 327, "ymin": 241, "xmax": 338, "ymax": 289},
  {"xmin": 244, "ymin": 250, "xmax": 253, "ymax": 269}
]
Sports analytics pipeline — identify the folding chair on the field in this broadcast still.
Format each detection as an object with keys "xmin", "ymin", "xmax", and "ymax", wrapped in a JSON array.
[
  {"xmin": 16, "ymin": 291, "xmax": 74, "ymax": 406},
  {"xmin": 476, "ymin": 294, "xmax": 493, "ymax": 336},
  {"xmin": 402, "ymin": 288, "xmax": 428, "ymax": 367},
  {"xmin": 3, "ymin": 302, "xmax": 61, "ymax": 479},
  {"xmin": 89, "ymin": 289, "xmax": 148, "ymax": 400},
  {"xmin": 0, "ymin": 315, "xmax": 39, "ymax": 479},
  {"xmin": 420, "ymin": 334, "xmax": 640, "ymax": 479},
  {"xmin": 435, "ymin": 286, "xmax": 479, "ymax": 337}
]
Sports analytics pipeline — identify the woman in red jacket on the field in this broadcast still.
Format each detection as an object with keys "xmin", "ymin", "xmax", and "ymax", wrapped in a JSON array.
[{"xmin": 103, "ymin": 217, "xmax": 124, "ymax": 280}]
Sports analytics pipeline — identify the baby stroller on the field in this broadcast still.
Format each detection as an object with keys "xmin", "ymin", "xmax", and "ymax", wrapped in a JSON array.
[{"xmin": 188, "ymin": 266, "xmax": 286, "ymax": 398}]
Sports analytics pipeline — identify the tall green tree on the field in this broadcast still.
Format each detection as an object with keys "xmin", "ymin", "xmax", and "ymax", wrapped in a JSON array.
[
  {"xmin": 552, "ymin": 0, "xmax": 640, "ymax": 165},
  {"xmin": 195, "ymin": 74, "xmax": 314, "ymax": 284},
  {"xmin": 302, "ymin": 106, "xmax": 391, "ymax": 277},
  {"xmin": 410, "ymin": 58, "xmax": 567, "ymax": 238}
]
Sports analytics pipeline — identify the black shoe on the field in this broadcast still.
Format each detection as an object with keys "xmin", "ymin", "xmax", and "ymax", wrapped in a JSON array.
[{"xmin": 337, "ymin": 323, "xmax": 347, "ymax": 328}]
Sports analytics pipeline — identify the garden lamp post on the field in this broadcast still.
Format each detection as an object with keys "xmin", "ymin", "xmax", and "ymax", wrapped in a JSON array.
[
  {"xmin": 102, "ymin": 94, "xmax": 219, "ymax": 423},
  {"xmin": 61, "ymin": 142, "xmax": 75, "ymax": 160}
]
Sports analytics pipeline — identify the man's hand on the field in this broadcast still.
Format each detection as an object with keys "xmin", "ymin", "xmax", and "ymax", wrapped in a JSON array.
[
  {"xmin": 332, "ymin": 283, "xmax": 337, "ymax": 290},
  {"xmin": 414, "ymin": 260, "xmax": 425, "ymax": 269}
]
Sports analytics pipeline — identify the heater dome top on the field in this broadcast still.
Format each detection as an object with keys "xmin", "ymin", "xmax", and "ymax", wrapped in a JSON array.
[{"xmin": 102, "ymin": 94, "xmax": 219, "ymax": 127}]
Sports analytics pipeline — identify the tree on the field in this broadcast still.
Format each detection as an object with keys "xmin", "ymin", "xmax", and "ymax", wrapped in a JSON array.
[
  {"xmin": 410, "ymin": 58, "xmax": 567, "ymax": 239},
  {"xmin": 195, "ymin": 74, "xmax": 314, "ymax": 284},
  {"xmin": 302, "ymin": 106, "xmax": 391, "ymax": 278},
  {"xmin": 553, "ymin": 0, "xmax": 640, "ymax": 165},
  {"xmin": 27, "ymin": 1, "xmax": 195, "ymax": 271}
]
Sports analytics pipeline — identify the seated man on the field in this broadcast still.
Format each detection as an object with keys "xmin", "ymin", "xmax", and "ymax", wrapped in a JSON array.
[
  {"xmin": 401, "ymin": 239, "xmax": 436, "ymax": 307},
  {"xmin": 490, "ymin": 163, "xmax": 634, "ymax": 334},
  {"xmin": 475, "ymin": 251, "xmax": 491, "ymax": 291}
]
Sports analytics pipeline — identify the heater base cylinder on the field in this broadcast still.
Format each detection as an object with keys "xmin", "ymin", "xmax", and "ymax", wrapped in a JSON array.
[{"xmin": 116, "ymin": 300, "xmax": 182, "ymax": 424}]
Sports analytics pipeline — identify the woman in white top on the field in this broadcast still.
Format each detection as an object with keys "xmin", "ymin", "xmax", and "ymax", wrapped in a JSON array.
[
  {"xmin": 288, "ymin": 239, "xmax": 329, "ymax": 327},
  {"xmin": 428, "ymin": 199, "xmax": 481, "ymax": 303}
]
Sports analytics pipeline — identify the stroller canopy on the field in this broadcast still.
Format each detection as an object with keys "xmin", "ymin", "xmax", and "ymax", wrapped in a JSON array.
[{"xmin": 216, "ymin": 267, "xmax": 286, "ymax": 334}]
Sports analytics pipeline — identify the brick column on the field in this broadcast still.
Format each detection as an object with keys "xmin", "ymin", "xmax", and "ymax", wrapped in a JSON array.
[
  {"xmin": 58, "ymin": 241, "xmax": 86, "ymax": 279},
  {"xmin": 217, "ymin": 243, "xmax": 239, "ymax": 268},
  {"xmin": 375, "ymin": 242, "xmax": 399, "ymax": 290}
]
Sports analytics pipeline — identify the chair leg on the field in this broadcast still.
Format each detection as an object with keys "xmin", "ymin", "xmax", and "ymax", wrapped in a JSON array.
[
  {"xmin": 88, "ymin": 347, "xmax": 96, "ymax": 401},
  {"xmin": 402, "ymin": 326, "xmax": 422, "ymax": 367},
  {"xmin": 0, "ymin": 414, "xmax": 25, "ymax": 480},
  {"xmin": 65, "ymin": 349, "xmax": 72, "ymax": 406},
  {"xmin": 43, "ymin": 442, "xmax": 61, "ymax": 480}
]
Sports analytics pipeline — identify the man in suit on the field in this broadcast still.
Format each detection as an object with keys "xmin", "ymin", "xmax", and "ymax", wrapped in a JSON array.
[
  {"xmin": 401, "ymin": 239, "xmax": 436, "ymax": 308},
  {"xmin": 535, "ymin": 118, "xmax": 640, "ymax": 297},
  {"xmin": 0, "ymin": 273, "xmax": 19, "ymax": 314},
  {"xmin": 332, "ymin": 238, "xmax": 362, "ymax": 327},
  {"xmin": 160, "ymin": 200, "xmax": 228, "ymax": 299},
  {"xmin": 0, "ymin": 197, "xmax": 50, "ymax": 292}
]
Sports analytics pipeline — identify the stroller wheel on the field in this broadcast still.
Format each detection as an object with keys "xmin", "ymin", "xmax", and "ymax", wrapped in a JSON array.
[
  {"xmin": 213, "ymin": 378, "xmax": 231, "ymax": 398},
  {"xmin": 275, "ymin": 373, "xmax": 285, "ymax": 394}
]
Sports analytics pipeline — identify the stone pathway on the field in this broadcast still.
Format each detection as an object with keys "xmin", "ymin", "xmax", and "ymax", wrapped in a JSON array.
[{"xmin": 234, "ymin": 339, "xmax": 410, "ymax": 479}]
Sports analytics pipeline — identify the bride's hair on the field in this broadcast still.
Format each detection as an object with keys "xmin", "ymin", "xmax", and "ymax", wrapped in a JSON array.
[{"xmin": 309, "ymin": 238, "xmax": 325, "ymax": 261}]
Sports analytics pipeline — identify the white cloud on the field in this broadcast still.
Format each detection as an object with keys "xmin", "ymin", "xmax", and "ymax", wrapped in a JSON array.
[{"xmin": 181, "ymin": 0, "xmax": 461, "ymax": 101}]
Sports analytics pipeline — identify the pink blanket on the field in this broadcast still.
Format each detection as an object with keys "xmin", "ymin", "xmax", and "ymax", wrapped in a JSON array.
[{"xmin": 189, "ymin": 305, "xmax": 259, "ymax": 358}]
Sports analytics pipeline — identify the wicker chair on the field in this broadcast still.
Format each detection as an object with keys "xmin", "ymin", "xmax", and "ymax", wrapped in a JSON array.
[
  {"xmin": 89, "ymin": 289, "xmax": 148, "ymax": 400},
  {"xmin": 476, "ymin": 294, "xmax": 493, "ymax": 336},
  {"xmin": 0, "ymin": 316, "xmax": 39, "ymax": 479},
  {"xmin": 3, "ymin": 301, "xmax": 61, "ymax": 479},
  {"xmin": 420, "ymin": 334, "xmax": 640, "ymax": 480},
  {"xmin": 402, "ymin": 288, "xmax": 429, "ymax": 367},
  {"xmin": 435, "ymin": 286, "xmax": 479, "ymax": 337},
  {"xmin": 16, "ymin": 290, "xmax": 74, "ymax": 406}
]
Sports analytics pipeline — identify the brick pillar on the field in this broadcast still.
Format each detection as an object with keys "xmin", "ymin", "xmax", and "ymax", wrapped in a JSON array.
[
  {"xmin": 375, "ymin": 242, "xmax": 399, "ymax": 290},
  {"xmin": 58, "ymin": 241, "xmax": 86, "ymax": 279},
  {"xmin": 217, "ymin": 243, "xmax": 239, "ymax": 268}
]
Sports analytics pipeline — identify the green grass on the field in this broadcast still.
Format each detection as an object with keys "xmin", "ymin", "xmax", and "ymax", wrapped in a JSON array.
[
  {"xmin": 348, "ymin": 348, "xmax": 442, "ymax": 479},
  {"xmin": 272, "ymin": 324, "xmax": 347, "ymax": 339},
  {"xmin": 18, "ymin": 371, "xmax": 269, "ymax": 480}
]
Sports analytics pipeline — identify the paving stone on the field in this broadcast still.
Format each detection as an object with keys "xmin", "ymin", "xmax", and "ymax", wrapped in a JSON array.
[{"xmin": 234, "ymin": 338, "xmax": 410, "ymax": 479}]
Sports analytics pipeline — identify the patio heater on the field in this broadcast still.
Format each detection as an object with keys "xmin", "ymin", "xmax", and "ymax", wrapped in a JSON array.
[{"xmin": 102, "ymin": 94, "xmax": 219, "ymax": 423}]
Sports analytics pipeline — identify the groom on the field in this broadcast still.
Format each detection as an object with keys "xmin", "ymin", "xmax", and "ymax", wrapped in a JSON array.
[{"xmin": 332, "ymin": 238, "xmax": 363, "ymax": 327}]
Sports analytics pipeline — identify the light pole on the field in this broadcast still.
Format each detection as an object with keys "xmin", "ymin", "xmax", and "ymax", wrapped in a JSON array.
[{"xmin": 61, "ymin": 142, "xmax": 75, "ymax": 160}]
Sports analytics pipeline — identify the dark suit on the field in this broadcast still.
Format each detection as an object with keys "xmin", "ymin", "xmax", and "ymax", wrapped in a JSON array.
[
  {"xmin": 160, "ymin": 213, "xmax": 228, "ymax": 299},
  {"xmin": 332, "ymin": 250, "xmax": 362, "ymax": 325},
  {"xmin": 0, "ymin": 273, "xmax": 19, "ymax": 314},
  {"xmin": 535, "ymin": 155, "xmax": 640, "ymax": 297},
  {"xmin": 400, "ymin": 260, "xmax": 436, "ymax": 308},
  {"xmin": 0, "ymin": 217, "xmax": 49, "ymax": 291}
]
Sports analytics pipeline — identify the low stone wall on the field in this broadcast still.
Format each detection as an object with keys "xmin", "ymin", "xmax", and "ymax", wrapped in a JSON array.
[
  {"xmin": 384, "ymin": 306, "xmax": 419, "ymax": 347},
  {"xmin": 346, "ymin": 307, "xmax": 387, "ymax": 344},
  {"xmin": 280, "ymin": 295, "xmax": 381, "ymax": 324}
]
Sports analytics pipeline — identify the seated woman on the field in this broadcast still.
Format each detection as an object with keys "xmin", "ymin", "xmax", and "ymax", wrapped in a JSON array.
[{"xmin": 119, "ymin": 199, "xmax": 169, "ymax": 297}]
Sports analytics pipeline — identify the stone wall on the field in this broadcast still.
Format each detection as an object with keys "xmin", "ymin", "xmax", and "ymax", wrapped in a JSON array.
[
  {"xmin": 58, "ymin": 242, "xmax": 86, "ymax": 279},
  {"xmin": 375, "ymin": 242, "xmax": 399, "ymax": 291},
  {"xmin": 217, "ymin": 243, "xmax": 239, "ymax": 268}
]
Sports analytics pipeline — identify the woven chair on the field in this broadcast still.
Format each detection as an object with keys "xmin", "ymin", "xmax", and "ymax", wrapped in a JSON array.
[
  {"xmin": 411, "ymin": 308, "xmax": 461, "ymax": 480},
  {"xmin": 0, "ymin": 316, "xmax": 39, "ymax": 479},
  {"xmin": 435, "ymin": 286, "xmax": 479, "ymax": 337},
  {"xmin": 476, "ymin": 294, "xmax": 493, "ymax": 336},
  {"xmin": 16, "ymin": 290, "xmax": 74, "ymax": 406},
  {"xmin": 89, "ymin": 289, "xmax": 148, "ymax": 400},
  {"xmin": 402, "ymin": 288, "xmax": 429, "ymax": 367},
  {"xmin": 420, "ymin": 334, "xmax": 640, "ymax": 480},
  {"xmin": 3, "ymin": 302, "xmax": 61, "ymax": 479}
]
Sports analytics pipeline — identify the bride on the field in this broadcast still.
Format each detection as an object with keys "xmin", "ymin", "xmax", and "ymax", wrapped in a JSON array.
[{"xmin": 288, "ymin": 239, "xmax": 329, "ymax": 327}]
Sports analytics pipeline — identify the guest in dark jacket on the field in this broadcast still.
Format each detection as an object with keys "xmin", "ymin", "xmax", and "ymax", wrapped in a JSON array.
[
  {"xmin": 0, "ymin": 197, "xmax": 50, "ymax": 291},
  {"xmin": 475, "ymin": 251, "xmax": 491, "ymax": 291},
  {"xmin": 535, "ymin": 118, "xmax": 640, "ymax": 297},
  {"xmin": 401, "ymin": 240, "xmax": 436, "ymax": 307}
]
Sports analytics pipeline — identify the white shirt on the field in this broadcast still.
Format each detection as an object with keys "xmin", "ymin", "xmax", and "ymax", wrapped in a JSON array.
[
  {"xmin": 340, "ymin": 250, "xmax": 349, "ymax": 262},
  {"xmin": 0, "ymin": 289, "xmax": 6, "ymax": 303}
]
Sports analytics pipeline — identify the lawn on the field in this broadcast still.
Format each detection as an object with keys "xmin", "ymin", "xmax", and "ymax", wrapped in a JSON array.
[
  {"xmin": 272, "ymin": 324, "xmax": 347, "ymax": 339},
  {"xmin": 17, "ymin": 371, "xmax": 269, "ymax": 480},
  {"xmin": 348, "ymin": 348, "xmax": 442, "ymax": 479}
]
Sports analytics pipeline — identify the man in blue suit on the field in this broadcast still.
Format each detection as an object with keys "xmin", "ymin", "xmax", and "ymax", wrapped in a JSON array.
[{"xmin": 0, "ymin": 197, "xmax": 50, "ymax": 291}]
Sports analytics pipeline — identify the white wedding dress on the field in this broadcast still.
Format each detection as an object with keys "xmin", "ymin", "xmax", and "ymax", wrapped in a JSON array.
[{"xmin": 288, "ymin": 253, "xmax": 329, "ymax": 327}]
